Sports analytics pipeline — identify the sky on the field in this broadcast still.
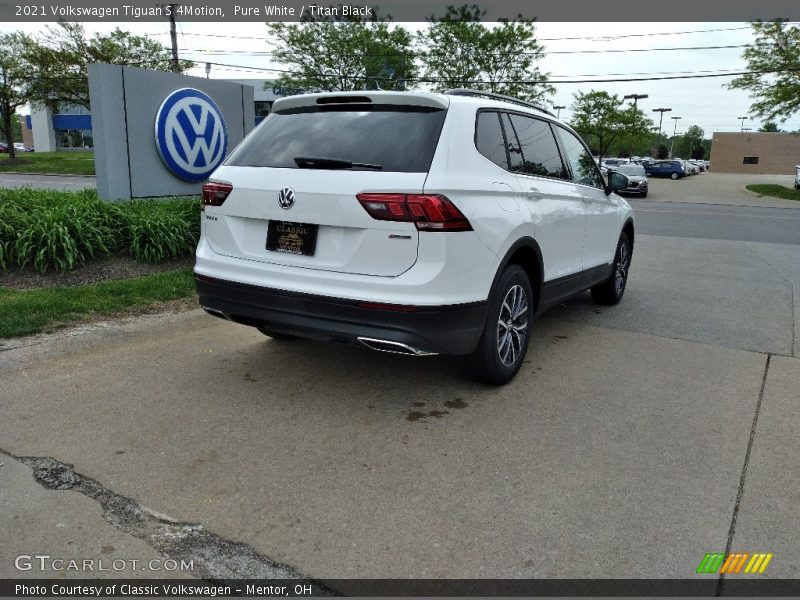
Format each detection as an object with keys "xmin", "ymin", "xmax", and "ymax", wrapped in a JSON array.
[{"xmin": 6, "ymin": 20, "xmax": 800, "ymax": 136}]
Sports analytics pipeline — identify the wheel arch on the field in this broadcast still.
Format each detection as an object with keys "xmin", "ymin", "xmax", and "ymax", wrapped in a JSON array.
[
  {"xmin": 622, "ymin": 218, "xmax": 635, "ymax": 251},
  {"xmin": 490, "ymin": 237, "xmax": 544, "ymax": 315}
]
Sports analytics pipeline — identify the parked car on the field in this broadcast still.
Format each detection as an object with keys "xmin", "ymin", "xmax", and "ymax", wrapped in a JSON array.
[
  {"xmin": 795, "ymin": 165, "xmax": 800, "ymax": 190},
  {"xmin": 615, "ymin": 164, "xmax": 649, "ymax": 197},
  {"xmin": 689, "ymin": 160, "xmax": 706, "ymax": 173},
  {"xmin": 13, "ymin": 143, "xmax": 29, "ymax": 153},
  {"xmin": 0, "ymin": 142, "xmax": 7, "ymax": 153},
  {"xmin": 195, "ymin": 89, "xmax": 635, "ymax": 385},
  {"xmin": 644, "ymin": 160, "xmax": 685, "ymax": 179},
  {"xmin": 602, "ymin": 158, "xmax": 629, "ymax": 169}
]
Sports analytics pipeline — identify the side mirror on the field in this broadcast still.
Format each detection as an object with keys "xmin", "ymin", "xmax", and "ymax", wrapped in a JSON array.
[{"xmin": 606, "ymin": 171, "xmax": 629, "ymax": 195}]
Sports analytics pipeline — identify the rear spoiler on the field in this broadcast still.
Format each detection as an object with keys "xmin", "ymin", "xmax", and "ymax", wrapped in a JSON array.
[{"xmin": 273, "ymin": 91, "xmax": 450, "ymax": 113}]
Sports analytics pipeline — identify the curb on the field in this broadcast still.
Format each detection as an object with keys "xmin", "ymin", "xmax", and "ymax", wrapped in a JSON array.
[{"xmin": 0, "ymin": 171, "xmax": 95, "ymax": 178}]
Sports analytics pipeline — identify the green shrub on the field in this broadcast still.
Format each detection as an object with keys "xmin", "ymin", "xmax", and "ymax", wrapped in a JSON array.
[
  {"xmin": 0, "ymin": 189, "xmax": 200, "ymax": 272},
  {"xmin": 117, "ymin": 199, "xmax": 200, "ymax": 263}
]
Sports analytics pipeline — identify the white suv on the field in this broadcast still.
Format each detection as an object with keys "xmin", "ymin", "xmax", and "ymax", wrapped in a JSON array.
[{"xmin": 195, "ymin": 89, "xmax": 635, "ymax": 384}]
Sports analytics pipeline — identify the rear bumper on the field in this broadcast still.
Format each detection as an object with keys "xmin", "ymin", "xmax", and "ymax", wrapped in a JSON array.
[{"xmin": 195, "ymin": 275, "xmax": 488, "ymax": 355}]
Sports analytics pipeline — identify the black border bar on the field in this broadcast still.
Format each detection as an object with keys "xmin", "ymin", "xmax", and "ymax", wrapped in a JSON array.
[{"xmin": 4, "ymin": 579, "xmax": 800, "ymax": 597}]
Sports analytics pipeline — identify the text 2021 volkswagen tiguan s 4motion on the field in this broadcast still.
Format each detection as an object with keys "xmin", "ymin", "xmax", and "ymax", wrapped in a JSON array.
[{"xmin": 195, "ymin": 89, "xmax": 635, "ymax": 385}]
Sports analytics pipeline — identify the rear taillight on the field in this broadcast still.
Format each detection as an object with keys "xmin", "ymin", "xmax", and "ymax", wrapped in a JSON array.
[
  {"xmin": 201, "ymin": 182, "xmax": 233, "ymax": 210},
  {"xmin": 356, "ymin": 193, "xmax": 472, "ymax": 232}
]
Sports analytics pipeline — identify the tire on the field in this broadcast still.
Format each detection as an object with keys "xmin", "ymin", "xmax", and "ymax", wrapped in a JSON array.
[
  {"xmin": 258, "ymin": 329, "xmax": 300, "ymax": 341},
  {"xmin": 670, "ymin": 172, "xmax": 678, "ymax": 180},
  {"xmin": 591, "ymin": 232, "xmax": 632, "ymax": 306},
  {"xmin": 467, "ymin": 264, "xmax": 533, "ymax": 385},
  {"xmin": 640, "ymin": 190, "xmax": 648, "ymax": 198}
]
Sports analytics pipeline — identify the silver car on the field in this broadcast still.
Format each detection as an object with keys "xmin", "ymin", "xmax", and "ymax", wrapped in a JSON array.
[{"xmin": 615, "ymin": 164, "xmax": 649, "ymax": 198}]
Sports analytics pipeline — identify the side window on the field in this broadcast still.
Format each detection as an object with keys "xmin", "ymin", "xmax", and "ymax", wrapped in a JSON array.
[
  {"xmin": 554, "ymin": 126, "xmax": 604, "ymax": 189},
  {"xmin": 475, "ymin": 111, "xmax": 508, "ymax": 169},
  {"xmin": 505, "ymin": 113, "xmax": 568, "ymax": 179},
  {"xmin": 501, "ymin": 113, "xmax": 525, "ymax": 173}
]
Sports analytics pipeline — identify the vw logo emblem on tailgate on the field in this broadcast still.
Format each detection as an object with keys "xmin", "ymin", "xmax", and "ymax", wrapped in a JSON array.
[
  {"xmin": 155, "ymin": 88, "xmax": 228, "ymax": 182},
  {"xmin": 278, "ymin": 187, "xmax": 295, "ymax": 209}
]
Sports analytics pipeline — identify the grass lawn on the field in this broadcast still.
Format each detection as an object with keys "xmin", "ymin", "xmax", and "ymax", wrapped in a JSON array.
[
  {"xmin": 0, "ymin": 151, "xmax": 95, "ymax": 175},
  {"xmin": 746, "ymin": 184, "xmax": 800, "ymax": 201},
  {"xmin": 0, "ymin": 268, "xmax": 195, "ymax": 338}
]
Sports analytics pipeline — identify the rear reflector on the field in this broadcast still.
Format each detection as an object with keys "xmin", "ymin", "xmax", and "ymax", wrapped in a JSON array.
[
  {"xmin": 201, "ymin": 182, "xmax": 233, "ymax": 210},
  {"xmin": 356, "ymin": 193, "xmax": 472, "ymax": 231}
]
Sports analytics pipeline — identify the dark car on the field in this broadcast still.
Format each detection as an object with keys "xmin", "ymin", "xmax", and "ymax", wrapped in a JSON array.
[
  {"xmin": 645, "ymin": 160, "xmax": 684, "ymax": 180},
  {"xmin": 0, "ymin": 142, "xmax": 7, "ymax": 153},
  {"xmin": 615, "ymin": 164, "xmax": 649, "ymax": 197}
]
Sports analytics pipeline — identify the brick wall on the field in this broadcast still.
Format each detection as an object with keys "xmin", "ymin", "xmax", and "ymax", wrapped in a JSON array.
[{"xmin": 710, "ymin": 132, "xmax": 800, "ymax": 174}]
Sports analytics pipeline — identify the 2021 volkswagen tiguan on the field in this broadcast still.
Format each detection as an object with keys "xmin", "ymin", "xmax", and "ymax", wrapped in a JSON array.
[{"xmin": 195, "ymin": 89, "xmax": 635, "ymax": 384}]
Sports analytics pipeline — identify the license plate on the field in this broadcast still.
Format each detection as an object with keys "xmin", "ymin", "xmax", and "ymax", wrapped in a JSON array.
[{"xmin": 266, "ymin": 221, "xmax": 318, "ymax": 256}]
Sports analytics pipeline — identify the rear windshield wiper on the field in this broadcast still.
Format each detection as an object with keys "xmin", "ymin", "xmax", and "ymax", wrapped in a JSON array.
[{"xmin": 294, "ymin": 156, "xmax": 382, "ymax": 170}]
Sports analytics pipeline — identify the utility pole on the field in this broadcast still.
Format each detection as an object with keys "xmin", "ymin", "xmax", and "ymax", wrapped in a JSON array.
[
  {"xmin": 553, "ymin": 105, "xmax": 566, "ymax": 119},
  {"xmin": 169, "ymin": 4, "xmax": 179, "ymax": 73},
  {"xmin": 669, "ymin": 116, "xmax": 681, "ymax": 158}
]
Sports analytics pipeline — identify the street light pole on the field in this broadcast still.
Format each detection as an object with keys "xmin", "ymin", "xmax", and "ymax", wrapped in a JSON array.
[
  {"xmin": 553, "ymin": 105, "xmax": 566, "ymax": 119},
  {"xmin": 669, "ymin": 116, "xmax": 682, "ymax": 158},
  {"xmin": 652, "ymin": 107, "xmax": 672, "ymax": 157},
  {"xmin": 623, "ymin": 93, "xmax": 649, "ymax": 111},
  {"xmin": 738, "ymin": 116, "xmax": 747, "ymax": 132}
]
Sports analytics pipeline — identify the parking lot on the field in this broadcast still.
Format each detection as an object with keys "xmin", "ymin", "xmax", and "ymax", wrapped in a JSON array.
[{"xmin": 1, "ymin": 173, "xmax": 799, "ymax": 585}]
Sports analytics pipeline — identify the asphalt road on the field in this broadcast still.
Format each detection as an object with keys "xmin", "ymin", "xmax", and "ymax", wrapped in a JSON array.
[
  {"xmin": 630, "ymin": 199, "xmax": 800, "ymax": 245},
  {"xmin": 1, "ymin": 173, "xmax": 799, "ymax": 589},
  {"xmin": 0, "ymin": 172, "xmax": 96, "ymax": 191}
]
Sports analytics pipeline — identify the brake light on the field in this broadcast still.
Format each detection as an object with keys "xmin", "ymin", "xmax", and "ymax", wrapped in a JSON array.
[
  {"xmin": 356, "ymin": 193, "xmax": 472, "ymax": 232},
  {"xmin": 201, "ymin": 182, "xmax": 233, "ymax": 210}
]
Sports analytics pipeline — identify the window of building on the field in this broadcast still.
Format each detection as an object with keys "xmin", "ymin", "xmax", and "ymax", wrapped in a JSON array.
[{"xmin": 743, "ymin": 156, "xmax": 759, "ymax": 165}]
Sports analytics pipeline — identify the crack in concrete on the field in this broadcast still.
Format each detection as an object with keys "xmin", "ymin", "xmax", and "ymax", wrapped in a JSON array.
[
  {"xmin": 716, "ymin": 353, "xmax": 772, "ymax": 596},
  {"xmin": 0, "ymin": 449, "xmax": 335, "ymax": 594}
]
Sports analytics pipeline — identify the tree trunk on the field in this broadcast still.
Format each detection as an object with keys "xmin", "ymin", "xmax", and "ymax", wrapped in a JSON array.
[{"xmin": 3, "ymin": 103, "xmax": 15, "ymax": 160}]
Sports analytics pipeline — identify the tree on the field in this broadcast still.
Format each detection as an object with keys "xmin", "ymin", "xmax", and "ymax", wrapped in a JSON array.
[
  {"xmin": 728, "ymin": 20, "xmax": 800, "ymax": 123},
  {"xmin": 676, "ymin": 124, "xmax": 706, "ymax": 160},
  {"xmin": 267, "ymin": 13, "xmax": 416, "ymax": 92},
  {"xmin": 0, "ymin": 32, "xmax": 36, "ymax": 160},
  {"xmin": 420, "ymin": 4, "xmax": 554, "ymax": 102},
  {"xmin": 759, "ymin": 121, "xmax": 781, "ymax": 132},
  {"xmin": 27, "ymin": 23, "xmax": 192, "ymax": 110},
  {"xmin": 569, "ymin": 91, "xmax": 653, "ymax": 162}
]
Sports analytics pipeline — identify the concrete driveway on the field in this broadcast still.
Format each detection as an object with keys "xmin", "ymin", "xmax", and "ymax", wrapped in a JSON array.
[{"xmin": 1, "ymin": 174, "xmax": 799, "ymax": 591}]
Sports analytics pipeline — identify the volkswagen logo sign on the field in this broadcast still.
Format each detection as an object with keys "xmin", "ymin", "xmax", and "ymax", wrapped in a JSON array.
[
  {"xmin": 155, "ymin": 88, "xmax": 228, "ymax": 182},
  {"xmin": 278, "ymin": 187, "xmax": 295, "ymax": 209}
]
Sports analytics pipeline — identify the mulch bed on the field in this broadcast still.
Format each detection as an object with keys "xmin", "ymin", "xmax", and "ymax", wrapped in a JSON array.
[{"xmin": 0, "ymin": 255, "xmax": 195, "ymax": 290}]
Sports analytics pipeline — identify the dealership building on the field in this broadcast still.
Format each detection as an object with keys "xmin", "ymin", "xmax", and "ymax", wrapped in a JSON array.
[
  {"xmin": 709, "ymin": 132, "xmax": 800, "ymax": 175},
  {"xmin": 28, "ymin": 78, "xmax": 283, "ymax": 152}
]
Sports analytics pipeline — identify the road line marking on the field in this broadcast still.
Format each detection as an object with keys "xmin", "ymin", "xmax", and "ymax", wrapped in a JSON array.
[{"xmin": 635, "ymin": 209, "xmax": 800, "ymax": 220}]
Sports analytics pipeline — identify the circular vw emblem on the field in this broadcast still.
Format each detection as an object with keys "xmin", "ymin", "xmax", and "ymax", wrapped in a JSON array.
[
  {"xmin": 155, "ymin": 88, "xmax": 228, "ymax": 182},
  {"xmin": 278, "ymin": 187, "xmax": 295, "ymax": 209}
]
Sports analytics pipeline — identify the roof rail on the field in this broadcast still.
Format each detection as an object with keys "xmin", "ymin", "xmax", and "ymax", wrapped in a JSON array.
[{"xmin": 444, "ymin": 88, "xmax": 556, "ymax": 118}]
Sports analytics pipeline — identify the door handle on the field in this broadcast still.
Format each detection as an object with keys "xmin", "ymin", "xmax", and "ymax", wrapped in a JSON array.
[{"xmin": 525, "ymin": 187, "xmax": 543, "ymax": 200}]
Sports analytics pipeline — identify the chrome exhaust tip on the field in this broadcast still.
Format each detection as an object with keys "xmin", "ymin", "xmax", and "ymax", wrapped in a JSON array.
[
  {"xmin": 202, "ymin": 306, "xmax": 230, "ymax": 320},
  {"xmin": 357, "ymin": 337, "xmax": 438, "ymax": 356}
]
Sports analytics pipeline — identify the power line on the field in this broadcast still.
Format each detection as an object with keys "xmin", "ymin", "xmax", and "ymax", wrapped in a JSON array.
[
  {"xmin": 176, "ymin": 43, "xmax": 756, "ymax": 58},
  {"xmin": 145, "ymin": 24, "xmax": 763, "ymax": 43},
  {"xmin": 192, "ymin": 60, "xmax": 800, "ymax": 85}
]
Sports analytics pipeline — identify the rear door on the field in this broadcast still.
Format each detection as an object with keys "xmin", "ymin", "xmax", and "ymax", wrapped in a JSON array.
[
  {"xmin": 501, "ymin": 112, "xmax": 585, "ymax": 282},
  {"xmin": 205, "ymin": 95, "xmax": 448, "ymax": 277}
]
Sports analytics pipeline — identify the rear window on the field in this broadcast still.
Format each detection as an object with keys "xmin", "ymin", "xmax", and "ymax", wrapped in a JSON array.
[{"xmin": 226, "ymin": 105, "xmax": 446, "ymax": 173}]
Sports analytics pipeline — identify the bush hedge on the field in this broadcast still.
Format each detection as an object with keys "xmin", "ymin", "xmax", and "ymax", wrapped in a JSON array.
[{"xmin": 0, "ymin": 189, "xmax": 200, "ymax": 272}]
